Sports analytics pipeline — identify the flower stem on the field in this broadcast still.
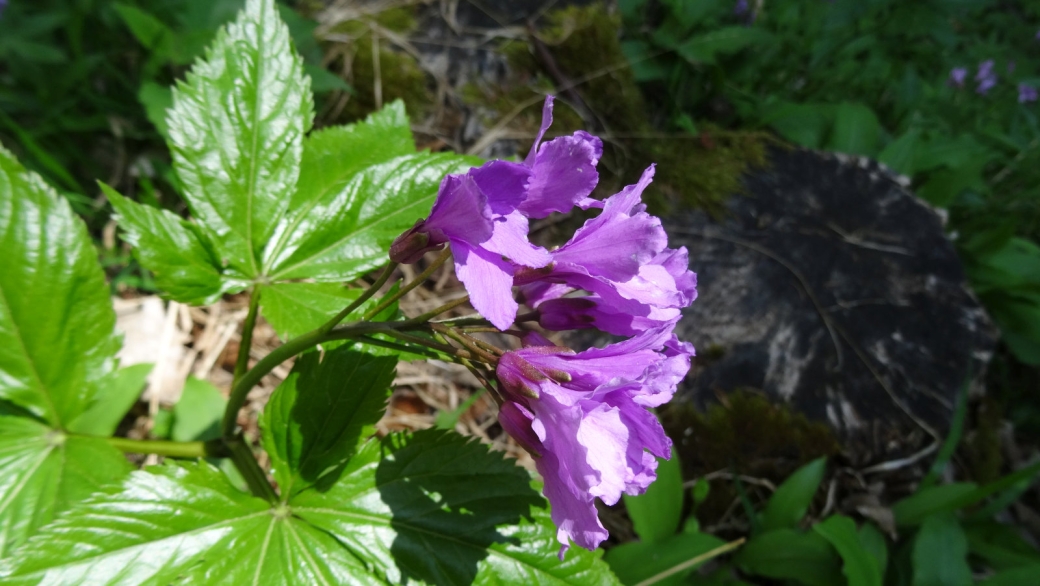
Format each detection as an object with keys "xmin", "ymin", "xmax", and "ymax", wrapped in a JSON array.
[
  {"xmin": 232, "ymin": 290, "xmax": 261, "ymax": 385},
  {"xmin": 318, "ymin": 262, "xmax": 398, "ymax": 335},
  {"xmin": 430, "ymin": 323, "xmax": 499, "ymax": 363},
  {"xmin": 102, "ymin": 436, "xmax": 227, "ymax": 459},
  {"xmin": 401, "ymin": 295, "xmax": 471, "ymax": 326},
  {"xmin": 226, "ymin": 435, "xmax": 278, "ymax": 502},
  {"xmin": 362, "ymin": 248, "xmax": 452, "ymax": 320}
]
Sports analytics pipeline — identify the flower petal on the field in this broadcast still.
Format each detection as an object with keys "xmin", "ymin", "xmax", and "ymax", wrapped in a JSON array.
[
  {"xmin": 521, "ymin": 133, "xmax": 603, "ymax": 218},
  {"xmin": 483, "ymin": 211, "xmax": 553, "ymax": 268},
  {"xmin": 452, "ymin": 241, "xmax": 519, "ymax": 330}
]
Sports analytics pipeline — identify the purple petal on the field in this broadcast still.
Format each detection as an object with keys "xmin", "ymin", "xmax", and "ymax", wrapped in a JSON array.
[
  {"xmin": 452, "ymin": 242, "xmax": 519, "ymax": 330},
  {"xmin": 426, "ymin": 174, "xmax": 493, "ymax": 244},
  {"xmin": 525, "ymin": 96, "xmax": 556, "ymax": 167},
  {"xmin": 483, "ymin": 211, "xmax": 553, "ymax": 268},
  {"xmin": 498, "ymin": 402, "xmax": 542, "ymax": 457},
  {"xmin": 575, "ymin": 402, "xmax": 630, "ymax": 505},
  {"xmin": 470, "ymin": 160, "xmax": 531, "ymax": 215},
  {"xmin": 521, "ymin": 133, "xmax": 603, "ymax": 219},
  {"xmin": 552, "ymin": 166, "xmax": 664, "ymax": 281}
]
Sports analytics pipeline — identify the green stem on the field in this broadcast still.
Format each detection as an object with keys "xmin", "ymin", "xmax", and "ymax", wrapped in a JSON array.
[
  {"xmin": 431, "ymin": 323, "xmax": 499, "ymax": 363},
  {"xmin": 102, "ymin": 436, "xmax": 226, "ymax": 458},
  {"xmin": 227, "ymin": 435, "xmax": 278, "ymax": 502},
  {"xmin": 362, "ymin": 248, "xmax": 452, "ymax": 320},
  {"xmin": 401, "ymin": 295, "xmax": 471, "ymax": 326},
  {"xmin": 233, "ymin": 290, "xmax": 262, "ymax": 385},
  {"xmin": 319, "ymin": 262, "xmax": 398, "ymax": 335},
  {"xmin": 354, "ymin": 335, "xmax": 444, "ymax": 360}
]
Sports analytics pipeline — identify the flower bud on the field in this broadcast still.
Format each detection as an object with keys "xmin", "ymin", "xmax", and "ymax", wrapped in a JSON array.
[{"xmin": 388, "ymin": 220, "xmax": 438, "ymax": 264}]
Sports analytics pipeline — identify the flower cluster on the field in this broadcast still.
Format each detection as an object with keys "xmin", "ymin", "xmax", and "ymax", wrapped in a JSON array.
[
  {"xmin": 390, "ymin": 96, "xmax": 697, "ymax": 557},
  {"xmin": 949, "ymin": 55, "xmax": 1037, "ymax": 104}
]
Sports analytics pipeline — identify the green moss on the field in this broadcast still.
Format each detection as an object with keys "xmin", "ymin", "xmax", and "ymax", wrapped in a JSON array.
[
  {"xmin": 324, "ymin": 7, "xmax": 429, "ymax": 124},
  {"xmin": 659, "ymin": 391, "xmax": 839, "ymax": 525},
  {"xmin": 468, "ymin": 3, "xmax": 769, "ymax": 214}
]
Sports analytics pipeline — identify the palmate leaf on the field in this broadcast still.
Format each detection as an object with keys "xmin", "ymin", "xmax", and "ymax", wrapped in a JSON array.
[
  {"xmin": 166, "ymin": 0, "xmax": 312, "ymax": 277},
  {"xmin": 1, "ymin": 432, "xmax": 618, "ymax": 585},
  {"xmin": 0, "ymin": 147, "xmax": 134, "ymax": 553},
  {"xmin": 0, "ymin": 146, "xmax": 121, "ymax": 426},
  {"xmin": 0, "ymin": 416, "xmax": 131, "ymax": 557}
]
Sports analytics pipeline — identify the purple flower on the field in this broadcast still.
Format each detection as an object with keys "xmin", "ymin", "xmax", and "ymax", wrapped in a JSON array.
[
  {"xmin": 948, "ymin": 67, "xmax": 968, "ymax": 88},
  {"xmin": 495, "ymin": 327, "xmax": 694, "ymax": 556},
  {"xmin": 390, "ymin": 96, "xmax": 602, "ymax": 330},
  {"xmin": 976, "ymin": 60, "xmax": 998, "ymax": 94},
  {"xmin": 0, "ymin": 0, "xmax": 7, "ymax": 18},
  {"xmin": 1020, "ymin": 84, "xmax": 1038, "ymax": 104},
  {"xmin": 471, "ymin": 96, "xmax": 603, "ymax": 219},
  {"xmin": 389, "ymin": 173, "xmax": 551, "ymax": 330},
  {"xmin": 734, "ymin": 0, "xmax": 749, "ymax": 15},
  {"xmin": 516, "ymin": 166, "xmax": 698, "ymax": 336}
]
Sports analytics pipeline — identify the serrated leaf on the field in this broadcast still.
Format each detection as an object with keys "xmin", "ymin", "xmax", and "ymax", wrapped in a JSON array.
[
  {"xmin": 0, "ymin": 146, "xmax": 121, "ymax": 426},
  {"xmin": 293, "ymin": 430, "xmax": 619, "ymax": 585},
  {"xmin": 69, "ymin": 363, "xmax": 153, "ymax": 437},
  {"xmin": 260, "ymin": 102, "xmax": 415, "ymax": 274},
  {"xmin": 0, "ymin": 460, "xmax": 380, "ymax": 585},
  {"xmin": 0, "ymin": 416, "xmax": 131, "ymax": 557},
  {"xmin": 912, "ymin": 512, "xmax": 972, "ymax": 586},
  {"xmin": 761, "ymin": 457, "xmax": 826, "ymax": 532},
  {"xmin": 261, "ymin": 346, "xmax": 396, "ymax": 497},
  {"xmin": 605, "ymin": 531, "xmax": 725, "ymax": 585},
  {"xmin": 2, "ymin": 433, "xmax": 618, "ymax": 585},
  {"xmin": 259, "ymin": 282, "xmax": 369, "ymax": 341},
  {"xmin": 813, "ymin": 516, "xmax": 883, "ymax": 586},
  {"xmin": 735, "ymin": 528, "xmax": 844, "ymax": 586},
  {"xmin": 172, "ymin": 376, "xmax": 226, "ymax": 442},
  {"xmin": 103, "ymin": 183, "xmax": 247, "ymax": 305},
  {"xmin": 167, "ymin": 0, "xmax": 313, "ymax": 277},
  {"xmin": 267, "ymin": 153, "xmax": 478, "ymax": 282},
  {"xmin": 623, "ymin": 453, "xmax": 683, "ymax": 544}
]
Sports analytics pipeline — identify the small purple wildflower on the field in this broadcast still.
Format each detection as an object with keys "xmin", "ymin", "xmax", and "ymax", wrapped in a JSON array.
[
  {"xmin": 975, "ymin": 60, "xmax": 998, "ymax": 95},
  {"xmin": 496, "ymin": 328, "xmax": 693, "ymax": 557},
  {"xmin": 0, "ymin": 0, "xmax": 7, "ymax": 18},
  {"xmin": 1020, "ymin": 84, "xmax": 1038, "ymax": 104},
  {"xmin": 949, "ymin": 67, "xmax": 968, "ymax": 88},
  {"xmin": 734, "ymin": 0, "xmax": 749, "ymax": 15}
]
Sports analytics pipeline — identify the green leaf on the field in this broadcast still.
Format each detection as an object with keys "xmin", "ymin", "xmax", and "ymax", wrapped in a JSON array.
[
  {"xmin": 813, "ymin": 515, "xmax": 883, "ymax": 586},
  {"xmin": 0, "ymin": 146, "xmax": 121, "ymax": 426},
  {"xmin": 167, "ymin": 0, "xmax": 313, "ymax": 278},
  {"xmin": 894, "ymin": 462, "xmax": 1040, "ymax": 526},
  {"xmin": 137, "ymin": 81, "xmax": 174, "ymax": 138},
  {"xmin": 605, "ymin": 532, "xmax": 726, "ymax": 585},
  {"xmin": 878, "ymin": 129, "xmax": 920, "ymax": 176},
  {"xmin": 259, "ymin": 282, "xmax": 368, "ymax": 340},
  {"xmin": 858, "ymin": 522, "xmax": 889, "ymax": 578},
  {"xmin": 0, "ymin": 416, "xmax": 131, "ymax": 557},
  {"xmin": 293, "ymin": 430, "xmax": 619, "ymax": 585},
  {"xmin": 760, "ymin": 102, "xmax": 831, "ymax": 149},
  {"xmin": 171, "ymin": 376, "xmax": 226, "ymax": 442},
  {"xmin": 735, "ymin": 528, "xmax": 844, "ymax": 586},
  {"xmin": 0, "ymin": 460, "xmax": 379, "ymax": 585},
  {"xmin": 113, "ymin": 3, "xmax": 175, "ymax": 55},
  {"xmin": 677, "ymin": 27, "xmax": 772, "ymax": 65},
  {"xmin": 965, "ymin": 521, "xmax": 1040, "ymax": 570},
  {"xmin": 980, "ymin": 565, "xmax": 1040, "ymax": 586},
  {"xmin": 103, "ymin": 183, "xmax": 247, "ymax": 305},
  {"xmin": 912, "ymin": 512, "xmax": 972, "ymax": 586},
  {"xmin": 69, "ymin": 363, "xmax": 153, "ymax": 437},
  {"xmin": 623, "ymin": 452, "xmax": 683, "ymax": 544},
  {"xmin": 893, "ymin": 483, "xmax": 977, "ymax": 526},
  {"xmin": 761, "ymin": 457, "xmax": 826, "ymax": 532},
  {"xmin": 1, "ymin": 433, "xmax": 619, "ymax": 584},
  {"xmin": 827, "ymin": 102, "xmax": 882, "ymax": 157},
  {"xmin": 261, "ymin": 346, "xmax": 396, "ymax": 497},
  {"xmin": 267, "ymin": 152, "xmax": 477, "ymax": 282}
]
